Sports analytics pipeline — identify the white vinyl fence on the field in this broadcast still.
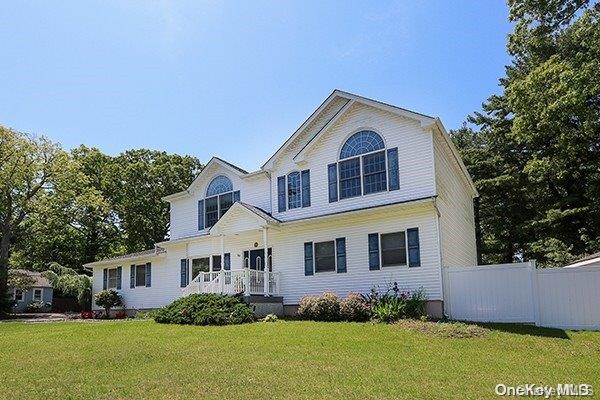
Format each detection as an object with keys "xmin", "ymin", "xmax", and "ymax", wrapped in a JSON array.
[{"xmin": 444, "ymin": 262, "xmax": 600, "ymax": 330}]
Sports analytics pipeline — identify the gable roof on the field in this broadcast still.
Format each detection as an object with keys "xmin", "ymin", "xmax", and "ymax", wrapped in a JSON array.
[
  {"xmin": 208, "ymin": 201, "xmax": 280, "ymax": 235},
  {"xmin": 564, "ymin": 252, "xmax": 600, "ymax": 268},
  {"xmin": 263, "ymin": 89, "xmax": 437, "ymax": 169},
  {"xmin": 162, "ymin": 156, "xmax": 249, "ymax": 202},
  {"xmin": 162, "ymin": 89, "xmax": 477, "ymax": 200},
  {"xmin": 10, "ymin": 269, "xmax": 53, "ymax": 288}
]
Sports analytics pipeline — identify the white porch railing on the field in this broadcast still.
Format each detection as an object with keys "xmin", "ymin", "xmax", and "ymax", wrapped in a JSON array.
[{"xmin": 182, "ymin": 269, "xmax": 280, "ymax": 297}]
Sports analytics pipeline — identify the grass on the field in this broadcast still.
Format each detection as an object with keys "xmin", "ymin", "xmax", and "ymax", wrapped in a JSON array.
[{"xmin": 0, "ymin": 320, "xmax": 599, "ymax": 399}]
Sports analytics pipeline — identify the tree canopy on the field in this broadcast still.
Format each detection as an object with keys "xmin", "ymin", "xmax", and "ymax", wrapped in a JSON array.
[
  {"xmin": 1, "ymin": 127, "xmax": 201, "ymax": 313},
  {"xmin": 452, "ymin": 0, "xmax": 600, "ymax": 266}
]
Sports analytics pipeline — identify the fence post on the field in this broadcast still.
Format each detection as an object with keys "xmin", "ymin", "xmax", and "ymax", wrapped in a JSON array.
[{"xmin": 529, "ymin": 260, "xmax": 540, "ymax": 326}]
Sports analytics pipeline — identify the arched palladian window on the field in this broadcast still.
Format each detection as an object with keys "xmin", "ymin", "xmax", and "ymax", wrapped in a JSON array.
[
  {"xmin": 206, "ymin": 175, "xmax": 233, "ymax": 197},
  {"xmin": 327, "ymin": 130, "xmax": 400, "ymax": 202},
  {"xmin": 198, "ymin": 175, "xmax": 240, "ymax": 230}
]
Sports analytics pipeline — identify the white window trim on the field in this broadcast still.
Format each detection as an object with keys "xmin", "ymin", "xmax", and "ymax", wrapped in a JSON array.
[
  {"xmin": 107, "ymin": 267, "xmax": 119, "ymax": 290},
  {"xmin": 378, "ymin": 230, "xmax": 409, "ymax": 268},
  {"xmin": 13, "ymin": 288, "xmax": 24, "ymax": 302},
  {"xmin": 134, "ymin": 264, "xmax": 148, "ymax": 287},
  {"xmin": 313, "ymin": 240, "xmax": 337, "ymax": 274},
  {"xmin": 189, "ymin": 256, "xmax": 211, "ymax": 280},
  {"xmin": 33, "ymin": 288, "xmax": 43, "ymax": 302},
  {"xmin": 286, "ymin": 171, "xmax": 303, "ymax": 210},
  {"xmin": 337, "ymin": 148, "xmax": 389, "ymax": 201}
]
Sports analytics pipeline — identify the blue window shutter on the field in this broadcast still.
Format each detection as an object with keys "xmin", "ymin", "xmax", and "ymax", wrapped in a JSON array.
[
  {"xmin": 387, "ymin": 147, "xmax": 399, "ymax": 191},
  {"xmin": 336, "ymin": 238, "xmax": 347, "ymax": 273},
  {"xmin": 328, "ymin": 163, "xmax": 338, "ymax": 202},
  {"xmin": 243, "ymin": 251, "xmax": 249, "ymax": 268},
  {"xmin": 198, "ymin": 199, "xmax": 204, "ymax": 230},
  {"xmin": 301, "ymin": 170, "xmax": 311, "ymax": 207},
  {"xmin": 103, "ymin": 268, "xmax": 107, "ymax": 290},
  {"xmin": 180, "ymin": 259, "xmax": 188, "ymax": 287},
  {"xmin": 224, "ymin": 253, "xmax": 231, "ymax": 270},
  {"xmin": 277, "ymin": 176, "xmax": 286, "ymax": 212},
  {"xmin": 304, "ymin": 242, "xmax": 314, "ymax": 276},
  {"xmin": 368, "ymin": 234, "xmax": 380, "ymax": 270},
  {"xmin": 130, "ymin": 265, "xmax": 135, "ymax": 288},
  {"xmin": 233, "ymin": 190, "xmax": 240, "ymax": 202},
  {"xmin": 145, "ymin": 262, "xmax": 152, "ymax": 287},
  {"xmin": 116, "ymin": 266, "xmax": 122, "ymax": 290},
  {"xmin": 407, "ymin": 228, "xmax": 421, "ymax": 267}
]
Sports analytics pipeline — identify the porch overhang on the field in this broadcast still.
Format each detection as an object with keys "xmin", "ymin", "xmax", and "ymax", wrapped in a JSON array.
[{"xmin": 209, "ymin": 202, "xmax": 281, "ymax": 236}]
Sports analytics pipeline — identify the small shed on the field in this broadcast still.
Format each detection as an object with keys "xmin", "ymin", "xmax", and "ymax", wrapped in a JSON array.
[
  {"xmin": 10, "ymin": 270, "xmax": 54, "ymax": 313},
  {"xmin": 563, "ymin": 252, "xmax": 600, "ymax": 269}
]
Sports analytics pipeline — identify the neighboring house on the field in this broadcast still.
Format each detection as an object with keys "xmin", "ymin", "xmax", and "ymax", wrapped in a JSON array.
[
  {"xmin": 10, "ymin": 270, "xmax": 54, "ymax": 313},
  {"xmin": 563, "ymin": 252, "xmax": 600, "ymax": 268},
  {"xmin": 85, "ymin": 90, "xmax": 478, "ymax": 317}
]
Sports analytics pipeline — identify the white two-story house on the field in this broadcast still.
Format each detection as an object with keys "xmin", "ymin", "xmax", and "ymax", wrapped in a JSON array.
[{"xmin": 86, "ymin": 90, "xmax": 478, "ymax": 317}]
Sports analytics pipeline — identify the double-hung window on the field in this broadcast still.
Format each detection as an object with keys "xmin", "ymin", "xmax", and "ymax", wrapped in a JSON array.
[
  {"xmin": 287, "ymin": 171, "xmax": 301, "ymax": 209},
  {"xmin": 329, "ymin": 130, "xmax": 399, "ymax": 202},
  {"xmin": 135, "ymin": 265, "xmax": 147, "ymax": 287},
  {"xmin": 277, "ymin": 170, "xmax": 311, "ymax": 212},
  {"xmin": 368, "ymin": 228, "xmax": 421, "ymax": 270},
  {"xmin": 314, "ymin": 241, "xmax": 336, "ymax": 273},
  {"xmin": 107, "ymin": 268, "xmax": 118, "ymax": 289},
  {"xmin": 13, "ymin": 289, "xmax": 24, "ymax": 302},
  {"xmin": 380, "ymin": 232, "xmax": 407, "ymax": 267},
  {"xmin": 303, "ymin": 238, "xmax": 347, "ymax": 275},
  {"xmin": 33, "ymin": 288, "xmax": 43, "ymax": 302}
]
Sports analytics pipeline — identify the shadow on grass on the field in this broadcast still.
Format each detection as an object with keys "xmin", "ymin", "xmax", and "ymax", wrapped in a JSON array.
[{"xmin": 473, "ymin": 322, "xmax": 570, "ymax": 339}]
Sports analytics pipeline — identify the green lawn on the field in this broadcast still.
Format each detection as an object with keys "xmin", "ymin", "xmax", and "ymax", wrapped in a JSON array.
[{"xmin": 0, "ymin": 320, "xmax": 599, "ymax": 399}]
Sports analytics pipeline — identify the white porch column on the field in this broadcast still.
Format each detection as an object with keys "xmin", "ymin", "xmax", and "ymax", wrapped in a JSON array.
[
  {"xmin": 219, "ymin": 234, "xmax": 225, "ymax": 293},
  {"xmin": 263, "ymin": 227, "xmax": 269, "ymax": 296},
  {"xmin": 220, "ymin": 234, "xmax": 225, "ymax": 269}
]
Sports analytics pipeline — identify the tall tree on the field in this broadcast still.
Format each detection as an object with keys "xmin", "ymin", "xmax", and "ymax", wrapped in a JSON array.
[
  {"xmin": 105, "ymin": 149, "xmax": 201, "ymax": 253},
  {"xmin": 454, "ymin": 0, "xmax": 600, "ymax": 267},
  {"xmin": 0, "ymin": 127, "xmax": 66, "ymax": 312}
]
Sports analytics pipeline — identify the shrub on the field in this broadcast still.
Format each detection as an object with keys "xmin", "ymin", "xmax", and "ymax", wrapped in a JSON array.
[
  {"xmin": 80, "ymin": 311, "xmax": 94, "ymax": 319},
  {"xmin": 404, "ymin": 287, "xmax": 427, "ymax": 319},
  {"xmin": 134, "ymin": 309, "xmax": 160, "ymax": 320},
  {"xmin": 154, "ymin": 293, "xmax": 254, "ymax": 326},
  {"xmin": 262, "ymin": 314, "xmax": 278, "ymax": 322},
  {"xmin": 297, "ymin": 292, "xmax": 341, "ymax": 321},
  {"xmin": 368, "ymin": 283, "xmax": 428, "ymax": 323},
  {"xmin": 115, "ymin": 311, "xmax": 127, "ymax": 319},
  {"xmin": 373, "ymin": 298, "xmax": 406, "ymax": 323},
  {"xmin": 340, "ymin": 293, "xmax": 372, "ymax": 322},
  {"xmin": 25, "ymin": 300, "xmax": 51, "ymax": 313},
  {"xmin": 94, "ymin": 290, "xmax": 123, "ymax": 317}
]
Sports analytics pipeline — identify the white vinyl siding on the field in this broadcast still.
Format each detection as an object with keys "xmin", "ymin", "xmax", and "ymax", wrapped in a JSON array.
[
  {"xmin": 432, "ymin": 128, "xmax": 477, "ymax": 267},
  {"xmin": 270, "ymin": 102, "xmax": 436, "ymax": 221}
]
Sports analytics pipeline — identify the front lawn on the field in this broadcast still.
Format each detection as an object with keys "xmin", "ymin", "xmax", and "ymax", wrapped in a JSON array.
[{"xmin": 0, "ymin": 320, "xmax": 598, "ymax": 399}]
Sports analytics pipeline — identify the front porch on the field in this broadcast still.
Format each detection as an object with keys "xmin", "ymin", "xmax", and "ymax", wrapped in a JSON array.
[
  {"xmin": 181, "ymin": 201, "xmax": 282, "ymax": 298},
  {"xmin": 182, "ymin": 268, "xmax": 280, "ymax": 297}
]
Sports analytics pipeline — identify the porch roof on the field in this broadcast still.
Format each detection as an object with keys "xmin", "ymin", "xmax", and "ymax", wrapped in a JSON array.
[{"xmin": 209, "ymin": 202, "xmax": 280, "ymax": 236}]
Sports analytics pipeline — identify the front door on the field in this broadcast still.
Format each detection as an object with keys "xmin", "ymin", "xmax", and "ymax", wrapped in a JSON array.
[{"xmin": 244, "ymin": 248, "xmax": 272, "ymax": 271}]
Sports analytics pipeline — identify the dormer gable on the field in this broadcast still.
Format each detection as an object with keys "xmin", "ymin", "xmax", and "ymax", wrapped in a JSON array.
[{"xmin": 162, "ymin": 157, "xmax": 247, "ymax": 202}]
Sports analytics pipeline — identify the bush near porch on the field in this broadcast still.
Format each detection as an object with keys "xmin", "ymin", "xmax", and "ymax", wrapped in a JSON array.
[
  {"xmin": 0, "ymin": 320, "xmax": 598, "ymax": 399},
  {"xmin": 154, "ymin": 293, "xmax": 255, "ymax": 325}
]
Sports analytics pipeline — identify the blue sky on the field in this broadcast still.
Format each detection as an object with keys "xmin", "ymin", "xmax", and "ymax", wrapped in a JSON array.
[{"xmin": 1, "ymin": 1, "xmax": 511, "ymax": 171}]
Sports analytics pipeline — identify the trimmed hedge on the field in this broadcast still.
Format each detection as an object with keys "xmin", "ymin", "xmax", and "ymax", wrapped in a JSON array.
[
  {"xmin": 298, "ymin": 292, "xmax": 372, "ymax": 322},
  {"xmin": 154, "ymin": 293, "xmax": 255, "ymax": 326}
]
